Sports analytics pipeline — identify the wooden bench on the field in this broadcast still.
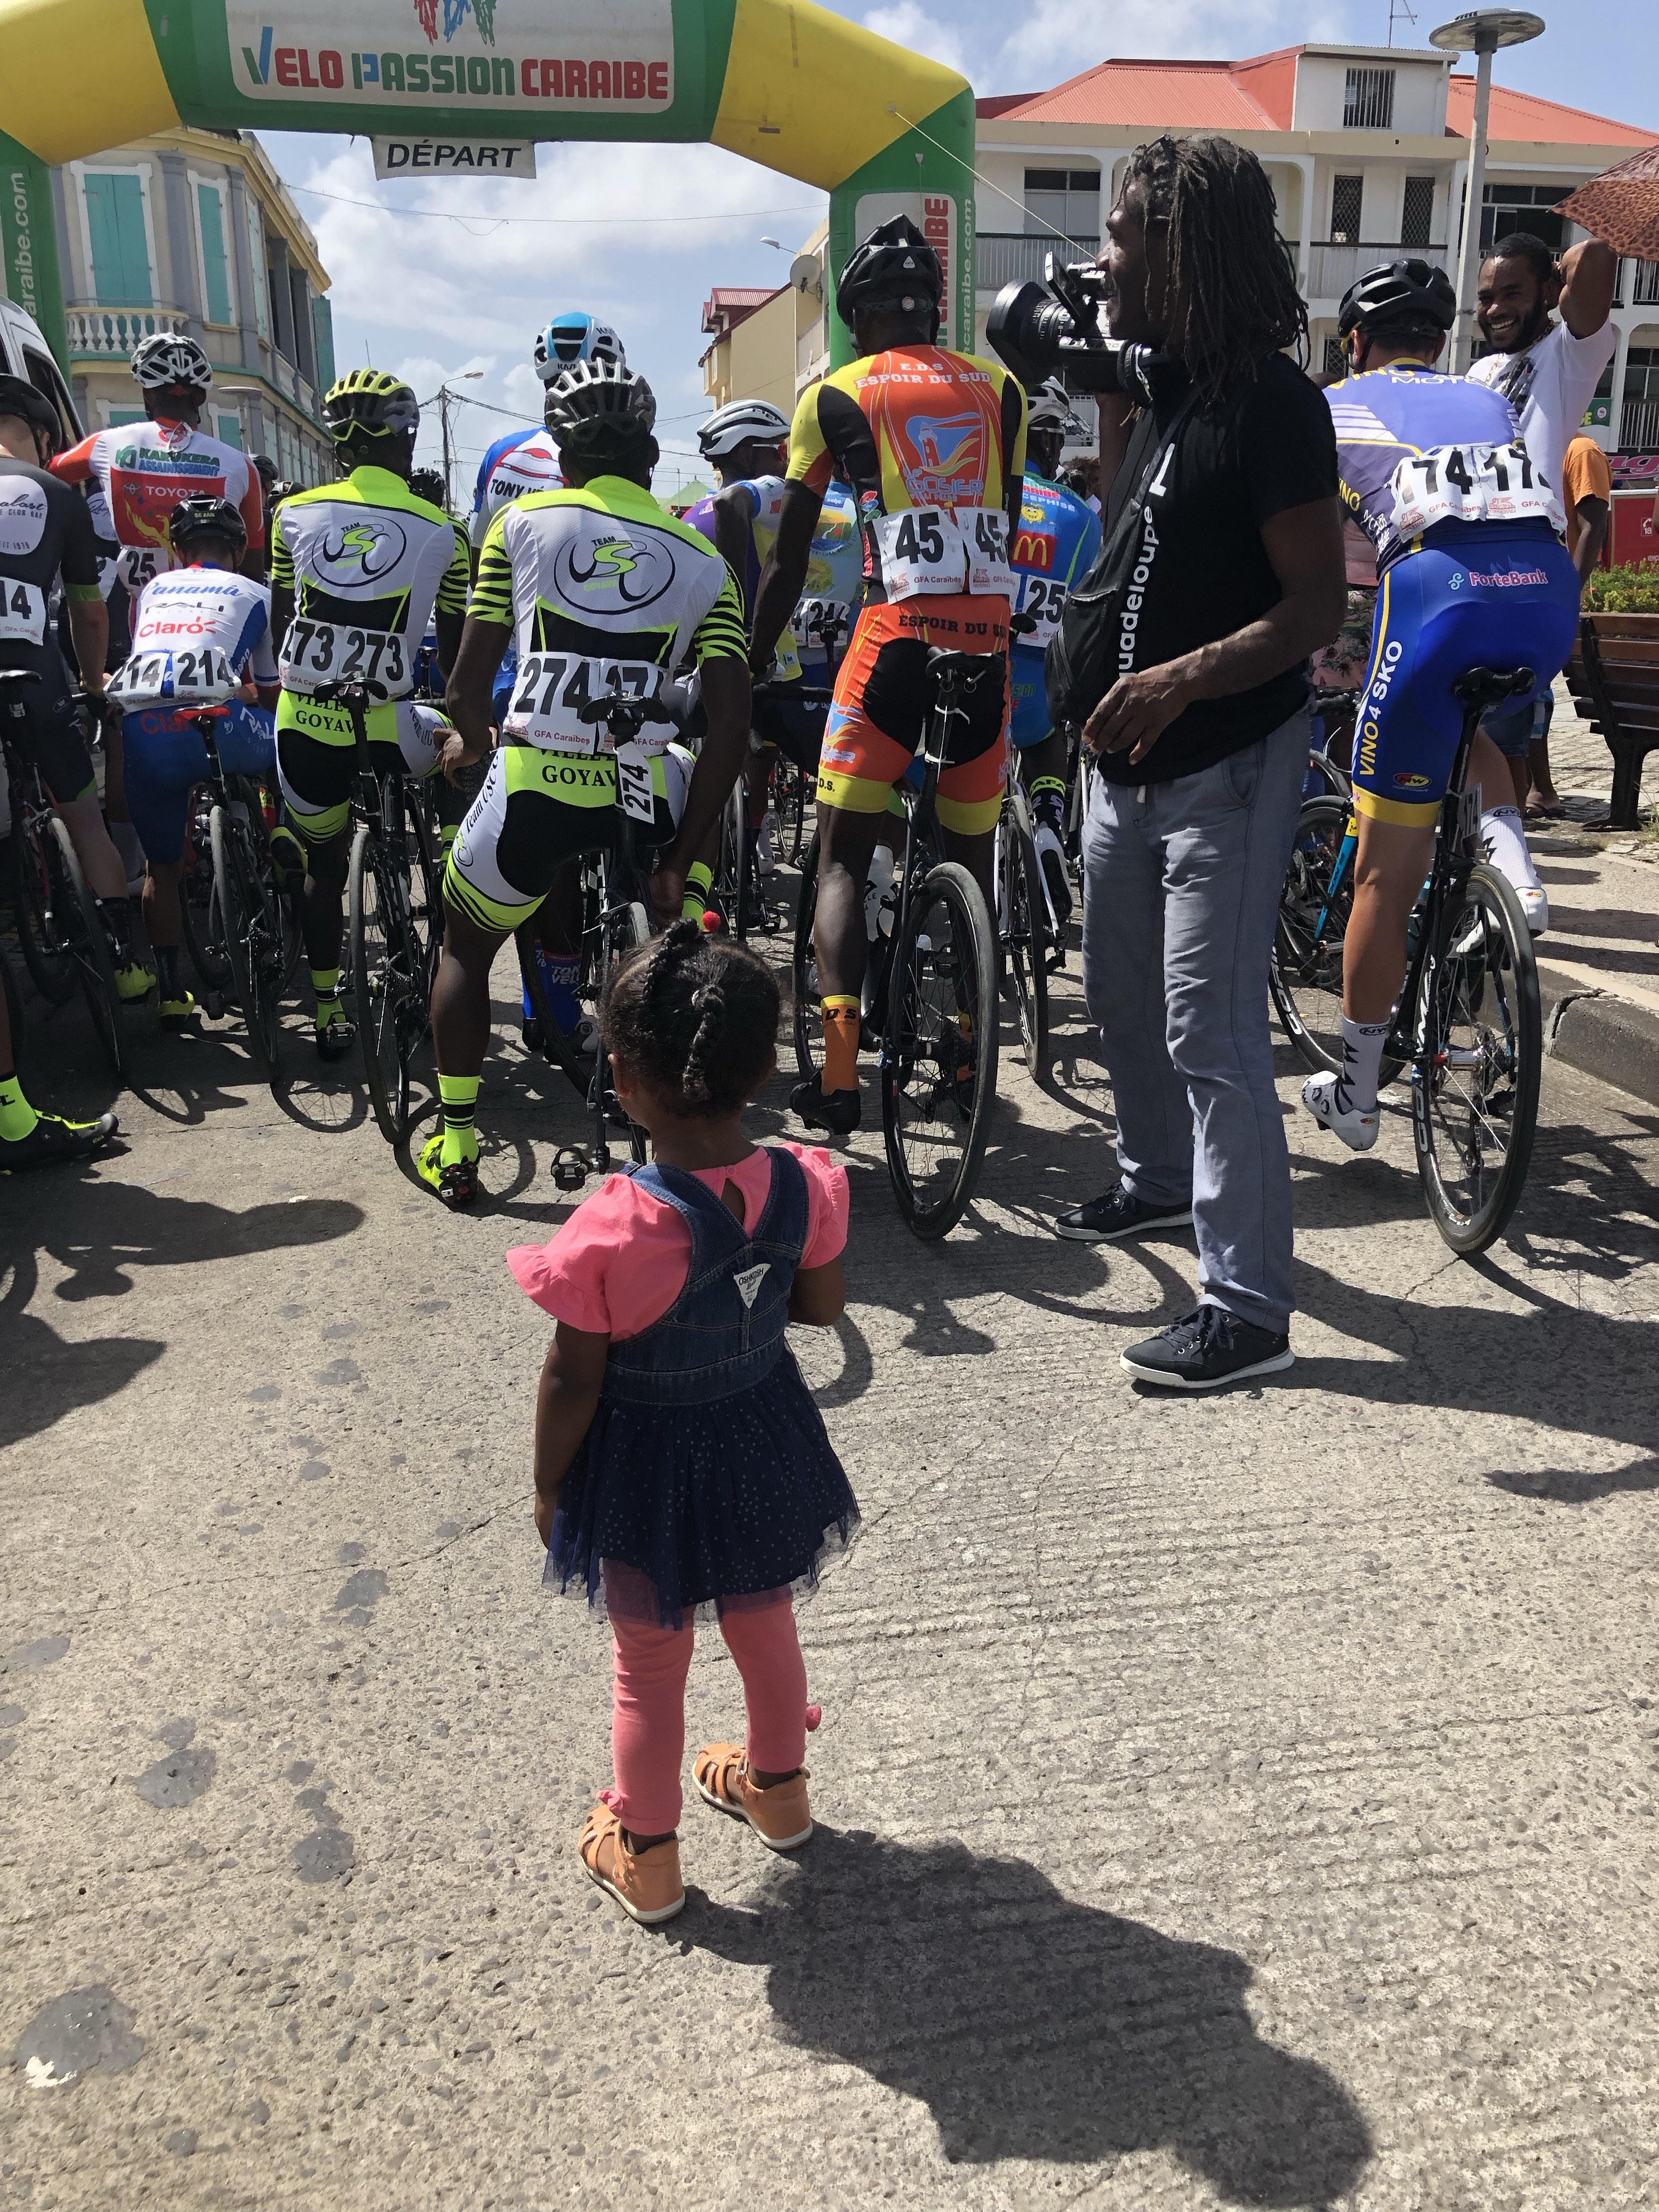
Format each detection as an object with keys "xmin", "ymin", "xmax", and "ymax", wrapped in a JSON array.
[{"xmin": 1565, "ymin": 611, "xmax": 1659, "ymax": 828}]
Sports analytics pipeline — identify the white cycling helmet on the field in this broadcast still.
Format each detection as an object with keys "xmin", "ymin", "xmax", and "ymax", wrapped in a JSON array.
[
  {"xmin": 544, "ymin": 359, "xmax": 658, "ymax": 449},
  {"xmin": 132, "ymin": 330, "xmax": 213, "ymax": 394},
  {"xmin": 1025, "ymin": 377, "xmax": 1074, "ymax": 437},
  {"xmin": 534, "ymin": 312, "xmax": 625, "ymax": 383},
  {"xmin": 697, "ymin": 399, "xmax": 790, "ymax": 461}
]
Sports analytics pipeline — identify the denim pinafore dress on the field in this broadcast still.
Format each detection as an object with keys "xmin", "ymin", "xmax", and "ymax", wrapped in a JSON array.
[{"xmin": 544, "ymin": 1150, "xmax": 859, "ymax": 1629}]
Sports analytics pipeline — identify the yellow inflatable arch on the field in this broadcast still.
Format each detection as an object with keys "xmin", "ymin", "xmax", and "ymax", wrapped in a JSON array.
[{"xmin": 0, "ymin": 0, "xmax": 975, "ymax": 371}]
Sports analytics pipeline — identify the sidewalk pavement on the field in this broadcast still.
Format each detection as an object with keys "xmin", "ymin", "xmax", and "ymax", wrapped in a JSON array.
[{"xmin": 1527, "ymin": 680, "xmax": 1659, "ymax": 1107}]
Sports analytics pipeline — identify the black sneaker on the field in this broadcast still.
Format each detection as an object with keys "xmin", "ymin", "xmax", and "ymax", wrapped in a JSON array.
[
  {"xmin": 0, "ymin": 1109, "xmax": 119, "ymax": 1172},
  {"xmin": 1053, "ymin": 1185, "xmax": 1194, "ymax": 1243},
  {"xmin": 791, "ymin": 1075, "xmax": 861, "ymax": 1136},
  {"xmin": 1120, "ymin": 1305, "xmax": 1293, "ymax": 1391}
]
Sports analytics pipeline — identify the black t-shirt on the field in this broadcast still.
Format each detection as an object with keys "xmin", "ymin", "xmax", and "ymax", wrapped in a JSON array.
[
  {"xmin": 0, "ymin": 456, "xmax": 100, "ymax": 690},
  {"xmin": 1095, "ymin": 351, "xmax": 1339, "ymax": 785}
]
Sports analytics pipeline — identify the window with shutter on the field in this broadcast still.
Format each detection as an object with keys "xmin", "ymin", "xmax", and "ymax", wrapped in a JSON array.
[
  {"xmin": 195, "ymin": 181, "xmax": 234, "ymax": 325},
  {"xmin": 84, "ymin": 173, "xmax": 152, "ymax": 307},
  {"xmin": 245, "ymin": 197, "xmax": 270, "ymax": 340},
  {"xmin": 311, "ymin": 295, "xmax": 337, "ymax": 392}
]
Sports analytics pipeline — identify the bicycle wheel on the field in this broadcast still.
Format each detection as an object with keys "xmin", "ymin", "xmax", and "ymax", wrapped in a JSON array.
[
  {"xmin": 2, "ymin": 946, "xmax": 23, "ymax": 1068},
  {"xmin": 792, "ymin": 830, "xmax": 821, "ymax": 1083},
  {"xmin": 46, "ymin": 818, "xmax": 123, "ymax": 1080},
  {"xmin": 1270, "ymin": 796, "xmax": 1358, "ymax": 1077},
  {"xmin": 1411, "ymin": 861, "xmax": 1541, "ymax": 1256},
  {"xmin": 999, "ymin": 803, "xmax": 1050, "ymax": 1082},
  {"xmin": 599, "ymin": 898, "xmax": 652, "ymax": 1165},
  {"xmin": 517, "ymin": 918, "xmax": 591, "ymax": 1098},
  {"xmin": 715, "ymin": 780, "xmax": 747, "ymax": 940},
  {"xmin": 9, "ymin": 815, "xmax": 76, "ymax": 1003},
  {"xmin": 882, "ymin": 859, "xmax": 999, "ymax": 1238},
  {"xmin": 178, "ymin": 783, "xmax": 230, "ymax": 993},
  {"xmin": 211, "ymin": 802, "xmax": 283, "ymax": 1086},
  {"xmin": 349, "ymin": 820, "xmax": 430, "ymax": 1144}
]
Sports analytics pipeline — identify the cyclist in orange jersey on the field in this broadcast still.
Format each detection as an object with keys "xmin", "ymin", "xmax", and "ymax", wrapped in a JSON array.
[{"xmin": 749, "ymin": 217, "xmax": 1028, "ymax": 1135}]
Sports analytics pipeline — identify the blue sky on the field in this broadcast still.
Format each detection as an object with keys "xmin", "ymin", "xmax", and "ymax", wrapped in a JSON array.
[{"xmin": 260, "ymin": 0, "xmax": 1657, "ymax": 504}]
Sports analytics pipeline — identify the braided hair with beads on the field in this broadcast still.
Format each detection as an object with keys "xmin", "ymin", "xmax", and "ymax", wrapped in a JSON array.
[
  {"xmin": 1121, "ymin": 133, "xmax": 1308, "ymax": 403},
  {"xmin": 603, "ymin": 922, "xmax": 781, "ymax": 1119}
]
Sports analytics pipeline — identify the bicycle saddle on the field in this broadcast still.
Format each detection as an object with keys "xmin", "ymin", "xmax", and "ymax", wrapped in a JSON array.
[
  {"xmin": 578, "ymin": 693, "xmax": 673, "ymax": 739},
  {"xmin": 0, "ymin": 668, "xmax": 42, "ymax": 689},
  {"xmin": 926, "ymin": 647, "xmax": 1001, "ymax": 690},
  {"xmin": 1452, "ymin": 665, "xmax": 1535, "ymax": 708}
]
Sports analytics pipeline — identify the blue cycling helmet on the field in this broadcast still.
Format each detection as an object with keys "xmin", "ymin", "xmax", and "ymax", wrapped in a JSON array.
[{"xmin": 534, "ymin": 312, "xmax": 626, "ymax": 383}]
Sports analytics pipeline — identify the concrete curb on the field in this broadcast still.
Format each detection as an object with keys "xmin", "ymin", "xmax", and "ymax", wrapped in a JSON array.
[{"xmin": 1537, "ymin": 961, "xmax": 1659, "ymax": 1111}]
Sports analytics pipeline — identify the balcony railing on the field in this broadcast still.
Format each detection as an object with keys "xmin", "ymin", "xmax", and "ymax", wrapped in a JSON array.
[
  {"xmin": 1621, "ymin": 395, "xmax": 1659, "ymax": 452},
  {"xmin": 66, "ymin": 304, "xmax": 188, "ymax": 358},
  {"xmin": 1629, "ymin": 259, "xmax": 1659, "ymax": 308},
  {"xmin": 1305, "ymin": 241, "xmax": 1451, "ymax": 300},
  {"xmin": 976, "ymin": 234, "xmax": 1099, "ymax": 292}
]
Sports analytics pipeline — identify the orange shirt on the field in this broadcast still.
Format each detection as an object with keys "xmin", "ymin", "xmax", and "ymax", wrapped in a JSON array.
[{"xmin": 1559, "ymin": 433, "xmax": 1611, "ymax": 558}]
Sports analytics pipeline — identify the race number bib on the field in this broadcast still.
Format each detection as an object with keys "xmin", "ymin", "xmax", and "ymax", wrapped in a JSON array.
[
  {"xmin": 615, "ymin": 742, "xmax": 657, "ymax": 826},
  {"xmin": 1014, "ymin": 574, "xmax": 1070, "ymax": 648},
  {"xmin": 109, "ymin": 645, "xmax": 238, "ymax": 705},
  {"xmin": 873, "ymin": 506, "xmax": 1015, "ymax": 601},
  {"xmin": 116, "ymin": 546, "xmax": 161, "ymax": 594},
  {"xmin": 280, "ymin": 618, "xmax": 410, "ymax": 698},
  {"xmin": 504, "ymin": 655, "xmax": 664, "ymax": 755},
  {"xmin": 1390, "ymin": 443, "xmax": 1566, "ymax": 539},
  {"xmin": 0, "ymin": 578, "xmax": 47, "ymax": 645}
]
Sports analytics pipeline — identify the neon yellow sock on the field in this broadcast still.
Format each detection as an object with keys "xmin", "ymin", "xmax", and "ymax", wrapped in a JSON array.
[
  {"xmin": 311, "ymin": 967, "xmax": 343, "ymax": 1018},
  {"xmin": 0, "ymin": 1076, "xmax": 40, "ymax": 1143},
  {"xmin": 439, "ymin": 1073, "xmax": 480, "ymax": 1166},
  {"xmin": 680, "ymin": 860, "xmax": 714, "ymax": 922}
]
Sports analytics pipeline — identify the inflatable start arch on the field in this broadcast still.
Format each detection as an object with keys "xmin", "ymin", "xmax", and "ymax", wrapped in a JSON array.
[{"xmin": 0, "ymin": 0, "xmax": 975, "ymax": 373}]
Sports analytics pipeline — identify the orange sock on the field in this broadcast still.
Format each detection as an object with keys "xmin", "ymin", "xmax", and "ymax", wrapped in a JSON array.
[{"xmin": 821, "ymin": 996, "xmax": 860, "ymax": 1093}]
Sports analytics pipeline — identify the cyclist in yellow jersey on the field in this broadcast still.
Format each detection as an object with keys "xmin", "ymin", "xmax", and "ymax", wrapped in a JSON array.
[
  {"xmin": 427, "ymin": 360, "xmax": 752, "ymax": 1208},
  {"xmin": 749, "ymin": 216, "xmax": 1027, "ymax": 1134},
  {"xmin": 270, "ymin": 371, "xmax": 469, "ymax": 1056}
]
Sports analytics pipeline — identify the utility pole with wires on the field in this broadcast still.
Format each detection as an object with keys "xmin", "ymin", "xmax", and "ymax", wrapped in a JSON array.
[
  {"xmin": 1389, "ymin": 0, "xmax": 1419, "ymax": 44},
  {"xmin": 422, "ymin": 372, "xmax": 483, "ymax": 514}
]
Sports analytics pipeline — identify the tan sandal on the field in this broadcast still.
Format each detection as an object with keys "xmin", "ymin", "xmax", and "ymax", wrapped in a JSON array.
[
  {"xmin": 693, "ymin": 1743, "xmax": 812, "ymax": 1852},
  {"xmin": 578, "ymin": 1803, "xmax": 684, "ymax": 1924}
]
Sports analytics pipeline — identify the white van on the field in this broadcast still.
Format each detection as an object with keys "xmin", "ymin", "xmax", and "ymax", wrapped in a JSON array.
[{"xmin": 0, "ymin": 298, "xmax": 83, "ymax": 449}]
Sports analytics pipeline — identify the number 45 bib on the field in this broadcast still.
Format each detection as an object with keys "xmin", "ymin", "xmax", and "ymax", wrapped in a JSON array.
[
  {"xmin": 1391, "ymin": 443, "xmax": 1566, "ymax": 540},
  {"xmin": 873, "ymin": 506, "xmax": 1015, "ymax": 603}
]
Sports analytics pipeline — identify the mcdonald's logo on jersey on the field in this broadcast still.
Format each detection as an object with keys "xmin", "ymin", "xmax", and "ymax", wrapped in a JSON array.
[{"xmin": 1013, "ymin": 529, "xmax": 1054, "ymax": 573}]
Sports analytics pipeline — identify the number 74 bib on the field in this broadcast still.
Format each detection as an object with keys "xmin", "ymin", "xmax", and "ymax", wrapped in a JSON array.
[{"xmin": 1390, "ymin": 443, "xmax": 1566, "ymax": 539}]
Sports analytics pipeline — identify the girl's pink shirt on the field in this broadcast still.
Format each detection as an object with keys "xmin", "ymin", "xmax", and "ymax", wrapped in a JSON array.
[{"xmin": 505, "ymin": 1143, "xmax": 849, "ymax": 1340}]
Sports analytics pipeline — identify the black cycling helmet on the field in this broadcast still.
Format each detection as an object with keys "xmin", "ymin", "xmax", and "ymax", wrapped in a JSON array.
[
  {"xmin": 168, "ymin": 494, "xmax": 247, "ymax": 554},
  {"xmin": 1338, "ymin": 258, "xmax": 1457, "ymax": 341},
  {"xmin": 836, "ymin": 215, "xmax": 944, "ymax": 330},
  {"xmin": 0, "ymin": 374, "xmax": 61, "ymax": 441},
  {"xmin": 322, "ymin": 368, "xmax": 421, "ymax": 445},
  {"xmin": 543, "ymin": 360, "xmax": 657, "ymax": 460}
]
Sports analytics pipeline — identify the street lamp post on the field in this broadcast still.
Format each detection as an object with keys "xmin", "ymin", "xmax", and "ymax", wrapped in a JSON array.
[{"xmin": 1431, "ymin": 10, "xmax": 1547, "ymax": 373}]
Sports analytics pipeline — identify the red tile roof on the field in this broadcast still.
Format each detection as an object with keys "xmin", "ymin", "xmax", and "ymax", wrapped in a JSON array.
[
  {"xmin": 1445, "ymin": 75, "xmax": 1654, "ymax": 149},
  {"xmin": 977, "ymin": 50, "xmax": 1654, "ymax": 147},
  {"xmin": 701, "ymin": 286, "xmax": 783, "ymax": 338}
]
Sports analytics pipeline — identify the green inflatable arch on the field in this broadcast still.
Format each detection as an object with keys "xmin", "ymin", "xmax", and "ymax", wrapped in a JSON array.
[{"xmin": 0, "ymin": 0, "xmax": 975, "ymax": 375}]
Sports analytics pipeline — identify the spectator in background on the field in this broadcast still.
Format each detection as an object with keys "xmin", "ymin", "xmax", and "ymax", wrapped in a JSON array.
[{"xmin": 1527, "ymin": 430, "xmax": 1612, "ymax": 820}]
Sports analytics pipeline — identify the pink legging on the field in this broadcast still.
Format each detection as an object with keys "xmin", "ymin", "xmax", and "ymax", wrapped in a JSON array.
[{"xmin": 603, "ymin": 1595, "xmax": 808, "ymax": 1837}]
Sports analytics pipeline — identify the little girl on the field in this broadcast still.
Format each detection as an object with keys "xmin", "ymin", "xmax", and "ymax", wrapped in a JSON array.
[{"xmin": 507, "ymin": 921, "xmax": 857, "ymax": 1926}]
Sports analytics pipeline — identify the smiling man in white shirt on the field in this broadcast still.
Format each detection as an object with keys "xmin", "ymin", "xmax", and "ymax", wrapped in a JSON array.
[{"xmin": 1466, "ymin": 230, "xmax": 1617, "ymax": 495}]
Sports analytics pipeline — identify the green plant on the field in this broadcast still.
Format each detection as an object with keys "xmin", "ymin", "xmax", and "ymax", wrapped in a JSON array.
[{"xmin": 1583, "ymin": 562, "xmax": 1659, "ymax": 614}]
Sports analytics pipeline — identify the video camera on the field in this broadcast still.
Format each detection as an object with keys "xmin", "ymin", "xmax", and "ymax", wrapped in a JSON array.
[{"xmin": 985, "ymin": 257, "xmax": 1180, "ymax": 406}]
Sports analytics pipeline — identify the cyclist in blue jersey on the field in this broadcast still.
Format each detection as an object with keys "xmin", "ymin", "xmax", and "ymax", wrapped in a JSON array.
[
  {"xmin": 1302, "ymin": 259, "xmax": 1579, "ymax": 1154},
  {"xmin": 1008, "ymin": 377, "xmax": 1102, "ymax": 925}
]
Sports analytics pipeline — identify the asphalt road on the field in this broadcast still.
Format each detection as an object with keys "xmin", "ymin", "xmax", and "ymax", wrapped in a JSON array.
[{"xmin": 4, "ymin": 923, "xmax": 1658, "ymax": 2211}]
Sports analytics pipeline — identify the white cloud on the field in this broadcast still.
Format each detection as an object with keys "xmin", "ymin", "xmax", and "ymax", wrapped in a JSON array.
[
  {"xmin": 996, "ymin": 0, "xmax": 1284, "ymax": 78},
  {"xmin": 861, "ymin": 3, "xmax": 975, "ymax": 80}
]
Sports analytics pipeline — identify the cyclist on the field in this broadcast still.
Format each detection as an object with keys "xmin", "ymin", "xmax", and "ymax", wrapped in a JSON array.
[
  {"xmin": 52, "ymin": 333, "xmax": 264, "ymax": 594},
  {"xmin": 269, "ymin": 370, "xmax": 469, "ymax": 1057},
  {"xmin": 0, "ymin": 981, "xmax": 117, "ymax": 1171},
  {"xmin": 432, "ymin": 359, "xmax": 751, "ymax": 1207},
  {"xmin": 0, "ymin": 374, "xmax": 146, "ymax": 1002},
  {"xmin": 1007, "ymin": 376, "xmax": 1101, "ymax": 926},
  {"xmin": 747, "ymin": 215, "xmax": 1028, "ymax": 1135},
  {"xmin": 1302, "ymin": 259, "xmax": 1579, "ymax": 1153},
  {"xmin": 470, "ymin": 313, "xmax": 627, "ymax": 558},
  {"xmin": 112, "ymin": 495, "xmax": 280, "ymax": 1027}
]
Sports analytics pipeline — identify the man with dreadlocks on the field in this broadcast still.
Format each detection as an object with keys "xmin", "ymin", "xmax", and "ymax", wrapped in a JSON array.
[{"xmin": 1051, "ymin": 134, "xmax": 1346, "ymax": 1392}]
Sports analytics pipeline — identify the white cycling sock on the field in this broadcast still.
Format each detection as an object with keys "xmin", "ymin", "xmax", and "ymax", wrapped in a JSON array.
[
  {"xmin": 1480, "ymin": 805, "xmax": 1543, "ymax": 896},
  {"xmin": 1336, "ymin": 1015, "xmax": 1390, "ymax": 1115}
]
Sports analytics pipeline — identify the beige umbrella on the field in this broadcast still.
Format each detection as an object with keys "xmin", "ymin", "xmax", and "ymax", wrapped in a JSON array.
[{"xmin": 1556, "ymin": 144, "xmax": 1659, "ymax": 262}]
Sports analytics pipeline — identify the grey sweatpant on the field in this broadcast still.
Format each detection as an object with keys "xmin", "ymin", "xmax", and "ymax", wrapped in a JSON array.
[{"xmin": 1081, "ymin": 710, "xmax": 1308, "ymax": 1335}]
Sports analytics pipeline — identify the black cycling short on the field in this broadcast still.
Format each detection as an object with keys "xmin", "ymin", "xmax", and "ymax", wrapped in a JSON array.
[
  {"xmin": 753, "ymin": 689, "xmax": 828, "ymax": 775},
  {"xmin": 5, "ymin": 682, "xmax": 95, "ymax": 804}
]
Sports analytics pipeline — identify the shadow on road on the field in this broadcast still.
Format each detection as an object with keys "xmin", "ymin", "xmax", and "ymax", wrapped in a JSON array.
[
  {"xmin": 686, "ymin": 1831, "xmax": 1372, "ymax": 2207},
  {"xmin": 1, "ymin": 1254, "xmax": 163, "ymax": 1453}
]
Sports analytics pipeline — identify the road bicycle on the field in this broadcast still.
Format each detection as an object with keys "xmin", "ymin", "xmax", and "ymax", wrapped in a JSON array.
[
  {"xmin": 719, "ymin": 679, "xmax": 834, "ymax": 939},
  {"xmin": 515, "ymin": 694, "xmax": 661, "ymax": 1189},
  {"xmin": 993, "ymin": 771, "xmax": 1051, "ymax": 1082},
  {"xmin": 306, "ymin": 681, "xmax": 444, "ymax": 1143},
  {"xmin": 793, "ymin": 648, "xmax": 1001, "ymax": 1238},
  {"xmin": 0, "ymin": 672, "xmax": 124, "ymax": 1080},
  {"xmin": 1272, "ymin": 663, "xmax": 1543, "ymax": 1256}
]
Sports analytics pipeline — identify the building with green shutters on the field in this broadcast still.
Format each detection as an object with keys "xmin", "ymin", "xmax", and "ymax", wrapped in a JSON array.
[{"xmin": 48, "ymin": 126, "xmax": 333, "ymax": 481}]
